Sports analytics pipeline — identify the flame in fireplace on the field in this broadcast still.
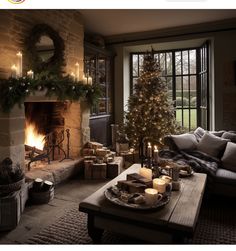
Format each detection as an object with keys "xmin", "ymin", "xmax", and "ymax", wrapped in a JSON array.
[{"xmin": 25, "ymin": 122, "xmax": 45, "ymax": 150}]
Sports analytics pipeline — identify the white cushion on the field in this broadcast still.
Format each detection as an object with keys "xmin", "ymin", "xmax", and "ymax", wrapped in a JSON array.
[
  {"xmin": 194, "ymin": 127, "xmax": 205, "ymax": 141},
  {"xmin": 197, "ymin": 132, "xmax": 229, "ymax": 158},
  {"xmin": 171, "ymin": 133, "xmax": 197, "ymax": 151},
  {"xmin": 221, "ymin": 142, "xmax": 236, "ymax": 172}
]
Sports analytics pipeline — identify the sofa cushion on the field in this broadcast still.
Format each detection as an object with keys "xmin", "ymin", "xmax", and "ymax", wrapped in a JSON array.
[
  {"xmin": 197, "ymin": 132, "xmax": 229, "ymax": 158},
  {"xmin": 171, "ymin": 133, "xmax": 197, "ymax": 151},
  {"xmin": 215, "ymin": 168, "xmax": 236, "ymax": 186},
  {"xmin": 221, "ymin": 132, "xmax": 236, "ymax": 143},
  {"xmin": 194, "ymin": 127, "xmax": 205, "ymax": 141},
  {"xmin": 221, "ymin": 142, "xmax": 236, "ymax": 172},
  {"xmin": 210, "ymin": 131, "xmax": 225, "ymax": 137}
]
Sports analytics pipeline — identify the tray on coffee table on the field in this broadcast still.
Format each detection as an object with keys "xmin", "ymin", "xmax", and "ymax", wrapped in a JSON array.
[{"xmin": 104, "ymin": 185, "xmax": 171, "ymax": 210}]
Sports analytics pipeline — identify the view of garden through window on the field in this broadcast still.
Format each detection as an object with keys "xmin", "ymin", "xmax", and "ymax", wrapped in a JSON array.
[{"xmin": 131, "ymin": 49, "xmax": 197, "ymax": 131}]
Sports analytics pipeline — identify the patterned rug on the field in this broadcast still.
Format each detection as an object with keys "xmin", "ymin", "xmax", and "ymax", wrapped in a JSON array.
[{"xmin": 27, "ymin": 196, "xmax": 236, "ymax": 244}]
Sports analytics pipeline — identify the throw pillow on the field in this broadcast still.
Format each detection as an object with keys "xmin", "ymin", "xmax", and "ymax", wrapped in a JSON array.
[
  {"xmin": 194, "ymin": 127, "xmax": 205, "ymax": 141},
  {"xmin": 221, "ymin": 142, "xmax": 236, "ymax": 172},
  {"xmin": 197, "ymin": 132, "xmax": 229, "ymax": 158},
  {"xmin": 171, "ymin": 133, "xmax": 197, "ymax": 151},
  {"xmin": 210, "ymin": 130, "xmax": 225, "ymax": 137},
  {"xmin": 222, "ymin": 132, "xmax": 236, "ymax": 143}
]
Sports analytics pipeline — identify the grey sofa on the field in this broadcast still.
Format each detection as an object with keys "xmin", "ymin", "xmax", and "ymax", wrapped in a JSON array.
[{"xmin": 164, "ymin": 128, "xmax": 236, "ymax": 197}]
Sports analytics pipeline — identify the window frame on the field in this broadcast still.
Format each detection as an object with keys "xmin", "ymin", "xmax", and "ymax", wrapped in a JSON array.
[{"xmin": 130, "ymin": 47, "xmax": 201, "ymax": 131}]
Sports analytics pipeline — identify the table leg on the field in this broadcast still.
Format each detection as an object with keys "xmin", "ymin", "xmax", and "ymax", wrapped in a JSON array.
[{"xmin": 87, "ymin": 214, "xmax": 104, "ymax": 244}]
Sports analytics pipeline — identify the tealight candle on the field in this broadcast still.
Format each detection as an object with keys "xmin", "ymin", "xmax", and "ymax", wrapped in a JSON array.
[
  {"xmin": 88, "ymin": 76, "xmax": 92, "ymax": 85},
  {"xmin": 139, "ymin": 167, "xmax": 152, "ymax": 180},
  {"xmin": 145, "ymin": 188, "xmax": 158, "ymax": 206},
  {"xmin": 153, "ymin": 178, "xmax": 166, "ymax": 194}
]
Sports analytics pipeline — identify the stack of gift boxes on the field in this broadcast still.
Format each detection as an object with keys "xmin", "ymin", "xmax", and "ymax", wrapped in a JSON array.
[{"xmin": 83, "ymin": 142, "xmax": 124, "ymax": 179}]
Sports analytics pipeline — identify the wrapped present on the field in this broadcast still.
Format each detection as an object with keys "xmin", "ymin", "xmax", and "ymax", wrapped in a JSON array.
[
  {"xmin": 82, "ymin": 148, "xmax": 95, "ymax": 156},
  {"xmin": 107, "ymin": 156, "xmax": 124, "ymax": 179},
  {"xmin": 92, "ymin": 163, "xmax": 107, "ymax": 179},
  {"xmin": 84, "ymin": 160, "xmax": 94, "ymax": 179},
  {"xmin": 87, "ymin": 142, "xmax": 103, "ymax": 150}
]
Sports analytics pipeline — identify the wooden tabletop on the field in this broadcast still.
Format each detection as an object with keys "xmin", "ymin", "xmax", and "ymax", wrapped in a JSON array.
[{"xmin": 79, "ymin": 164, "xmax": 207, "ymax": 234}]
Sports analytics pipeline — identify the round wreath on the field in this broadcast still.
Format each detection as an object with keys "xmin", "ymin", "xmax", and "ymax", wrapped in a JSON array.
[{"xmin": 25, "ymin": 24, "xmax": 65, "ymax": 76}]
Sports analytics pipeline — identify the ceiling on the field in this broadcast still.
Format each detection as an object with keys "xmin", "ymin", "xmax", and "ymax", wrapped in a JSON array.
[{"xmin": 79, "ymin": 10, "xmax": 236, "ymax": 37}]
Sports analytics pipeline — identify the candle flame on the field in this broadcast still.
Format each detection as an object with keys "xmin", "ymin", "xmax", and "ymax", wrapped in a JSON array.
[
  {"xmin": 148, "ymin": 142, "xmax": 151, "ymax": 147},
  {"xmin": 11, "ymin": 64, "xmax": 17, "ymax": 70},
  {"xmin": 154, "ymin": 145, "xmax": 158, "ymax": 151},
  {"xmin": 16, "ymin": 51, "xmax": 22, "ymax": 57},
  {"xmin": 75, "ymin": 62, "xmax": 79, "ymax": 67}
]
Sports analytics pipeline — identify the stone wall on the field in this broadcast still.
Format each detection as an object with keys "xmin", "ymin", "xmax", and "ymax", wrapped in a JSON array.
[{"xmin": 0, "ymin": 10, "xmax": 90, "ymax": 169}]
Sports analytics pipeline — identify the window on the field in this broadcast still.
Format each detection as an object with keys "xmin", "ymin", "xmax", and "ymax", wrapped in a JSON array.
[{"xmin": 131, "ymin": 48, "xmax": 201, "ymax": 131}]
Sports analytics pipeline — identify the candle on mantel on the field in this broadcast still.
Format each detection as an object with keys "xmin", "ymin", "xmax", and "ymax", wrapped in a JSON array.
[
  {"xmin": 139, "ymin": 167, "xmax": 152, "ymax": 180},
  {"xmin": 16, "ymin": 51, "xmax": 22, "ymax": 77},
  {"xmin": 83, "ymin": 74, "xmax": 88, "ymax": 84},
  {"xmin": 27, "ymin": 70, "xmax": 34, "ymax": 79},
  {"xmin": 75, "ymin": 62, "xmax": 80, "ymax": 81},
  {"xmin": 70, "ymin": 72, "xmax": 76, "ymax": 82},
  {"xmin": 88, "ymin": 76, "xmax": 92, "ymax": 85},
  {"xmin": 11, "ymin": 64, "xmax": 17, "ymax": 78},
  {"xmin": 153, "ymin": 178, "xmax": 166, "ymax": 194},
  {"xmin": 147, "ymin": 142, "xmax": 152, "ymax": 158},
  {"xmin": 153, "ymin": 145, "xmax": 159, "ymax": 163},
  {"xmin": 145, "ymin": 188, "xmax": 158, "ymax": 206}
]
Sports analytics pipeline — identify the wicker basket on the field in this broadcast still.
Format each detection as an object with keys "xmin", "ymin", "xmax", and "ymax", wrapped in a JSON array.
[
  {"xmin": 0, "ymin": 178, "xmax": 25, "ymax": 195},
  {"xmin": 30, "ymin": 186, "xmax": 54, "ymax": 204}
]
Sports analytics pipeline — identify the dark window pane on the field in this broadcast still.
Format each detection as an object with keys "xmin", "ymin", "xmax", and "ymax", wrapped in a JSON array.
[{"xmin": 166, "ymin": 52, "xmax": 172, "ymax": 75}]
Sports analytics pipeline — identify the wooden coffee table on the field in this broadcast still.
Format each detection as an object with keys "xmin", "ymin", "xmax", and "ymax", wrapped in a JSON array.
[{"xmin": 79, "ymin": 164, "xmax": 206, "ymax": 244}]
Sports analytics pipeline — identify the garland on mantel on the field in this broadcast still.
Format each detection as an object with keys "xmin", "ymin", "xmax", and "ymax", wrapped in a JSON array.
[{"xmin": 0, "ymin": 74, "xmax": 102, "ymax": 113}]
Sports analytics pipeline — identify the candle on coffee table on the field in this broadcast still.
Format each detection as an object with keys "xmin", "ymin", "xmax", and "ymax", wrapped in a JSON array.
[
  {"xmin": 153, "ymin": 178, "xmax": 166, "ymax": 194},
  {"xmin": 145, "ymin": 188, "xmax": 158, "ymax": 206},
  {"xmin": 139, "ymin": 167, "xmax": 152, "ymax": 180}
]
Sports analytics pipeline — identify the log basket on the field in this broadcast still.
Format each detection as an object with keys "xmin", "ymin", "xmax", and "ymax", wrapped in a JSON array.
[{"xmin": 0, "ymin": 178, "xmax": 25, "ymax": 196}]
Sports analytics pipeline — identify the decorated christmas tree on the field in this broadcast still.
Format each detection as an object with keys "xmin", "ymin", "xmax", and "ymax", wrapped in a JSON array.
[{"xmin": 124, "ymin": 52, "xmax": 179, "ymax": 149}]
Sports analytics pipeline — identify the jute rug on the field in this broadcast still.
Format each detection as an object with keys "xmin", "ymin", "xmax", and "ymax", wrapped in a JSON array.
[{"xmin": 27, "ymin": 196, "xmax": 236, "ymax": 244}]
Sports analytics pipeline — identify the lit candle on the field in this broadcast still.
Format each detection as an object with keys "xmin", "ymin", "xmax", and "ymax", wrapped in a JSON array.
[
  {"xmin": 147, "ymin": 142, "xmax": 152, "ymax": 157},
  {"xmin": 16, "ymin": 51, "xmax": 22, "ymax": 77},
  {"xmin": 130, "ymin": 148, "xmax": 134, "ymax": 153},
  {"xmin": 27, "ymin": 70, "xmax": 34, "ymax": 79},
  {"xmin": 11, "ymin": 64, "xmax": 17, "ymax": 78},
  {"xmin": 83, "ymin": 74, "xmax": 88, "ymax": 84},
  {"xmin": 88, "ymin": 76, "xmax": 92, "ymax": 85},
  {"xmin": 70, "ymin": 72, "xmax": 75, "ymax": 82},
  {"xmin": 75, "ymin": 62, "xmax": 80, "ymax": 81},
  {"xmin": 145, "ymin": 188, "xmax": 158, "ymax": 206},
  {"xmin": 153, "ymin": 178, "xmax": 166, "ymax": 194},
  {"xmin": 153, "ymin": 145, "xmax": 159, "ymax": 163},
  {"xmin": 139, "ymin": 167, "xmax": 152, "ymax": 180}
]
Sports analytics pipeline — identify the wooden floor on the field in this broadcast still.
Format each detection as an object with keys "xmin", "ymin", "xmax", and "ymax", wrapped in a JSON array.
[{"xmin": 0, "ymin": 177, "xmax": 107, "ymax": 244}]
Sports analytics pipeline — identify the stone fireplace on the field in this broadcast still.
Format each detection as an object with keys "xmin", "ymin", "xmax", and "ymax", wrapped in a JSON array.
[
  {"xmin": 0, "ymin": 10, "xmax": 89, "ymax": 174},
  {"xmin": 0, "ymin": 93, "xmax": 90, "ymax": 172}
]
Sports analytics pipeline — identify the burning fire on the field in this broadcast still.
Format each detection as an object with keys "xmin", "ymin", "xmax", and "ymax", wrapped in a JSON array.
[{"xmin": 25, "ymin": 121, "xmax": 45, "ymax": 150}]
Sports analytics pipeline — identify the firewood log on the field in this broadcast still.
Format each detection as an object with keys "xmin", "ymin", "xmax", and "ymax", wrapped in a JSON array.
[
  {"xmin": 42, "ymin": 180, "xmax": 53, "ymax": 191},
  {"xmin": 33, "ymin": 178, "xmax": 44, "ymax": 192}
]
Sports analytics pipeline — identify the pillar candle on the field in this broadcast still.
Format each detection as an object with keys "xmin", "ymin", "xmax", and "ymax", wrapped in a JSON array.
[
  {"xmin": 139, "ymin": 167, "xmax": 152, "ymax": 180},
  {"xmin": 16, "ymin": 51, "xmax": 22, "ymax": 77},
  {"xmin": 153, "ymin": 178, "xmax": 166, "ymax": 193},
  {"xmin": 11, "ymin": 64, "xmax": 17, "ymax": 78},
  {"xmin": 147, "ymin": 142, "xmax": 152, "ymax": 157},
  {"xmin": 27, "ymin": 70, "xmax": 34, "ymax": 79},
  {"xmin": 75, "ymin": 62, "xmax": 80, "ymax": 81},
  {"xmin": 153, "ymin": 145, "xmax": 159, "ymax": 163},
  {"xmin": 160, "ymin": 175, "xmax": 172, "ymax": 184},
  {"xmin": 70, "ymin": 72, "xmax": 76, "ymax": 82},
  {"xmin": 145, "ymin": 188, "xmax": 158, "ymax": 206},
  {"xmin": 83, "ymin": 74, "xmax": 88, "ymax": 84}
]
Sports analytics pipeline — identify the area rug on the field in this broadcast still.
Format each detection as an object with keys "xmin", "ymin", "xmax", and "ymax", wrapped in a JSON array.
[{"xmin": 27, "ymin": 196, "xmax": 236, "ymax": 244}]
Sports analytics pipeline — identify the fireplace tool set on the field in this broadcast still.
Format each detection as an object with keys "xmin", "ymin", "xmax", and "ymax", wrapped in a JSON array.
[{"xmin": 26, "ymin": 129, "xmax": 73, "ymax": 171}]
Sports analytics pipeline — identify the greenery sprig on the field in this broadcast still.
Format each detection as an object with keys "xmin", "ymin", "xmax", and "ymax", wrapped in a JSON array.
[{"xmin": 0, "ymin": 74, "xmax": 102, "ymax": 113}]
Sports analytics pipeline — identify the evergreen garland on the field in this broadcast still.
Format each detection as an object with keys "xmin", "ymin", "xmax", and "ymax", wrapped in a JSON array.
[{"xmin": 0, "ymin": 74, "xmax": 101, "ymax": 113}]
